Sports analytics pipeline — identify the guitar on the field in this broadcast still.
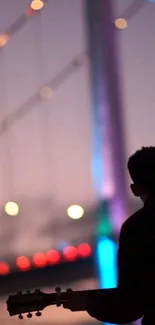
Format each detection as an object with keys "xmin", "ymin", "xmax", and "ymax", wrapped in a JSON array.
[{"xmin": 6, "ymin": 287, "xmax": 101, "ymax": 319}]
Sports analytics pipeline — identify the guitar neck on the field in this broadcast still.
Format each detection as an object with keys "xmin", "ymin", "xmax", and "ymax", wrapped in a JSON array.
[{"xmin": 47, "ymin": 288, "xmax": 102, "ymax": 305}]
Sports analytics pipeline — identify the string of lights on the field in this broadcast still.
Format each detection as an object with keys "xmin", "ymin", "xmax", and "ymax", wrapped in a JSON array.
[
  {"xmin": 0, "ymin": 0, "xmax": 47, "ymax": 48},
  {"xmin": 114, "ymin": 0, "xmax": 148, "ymax": 29},
  {"xmin": 0, "ymin": 0, "xmax": 152, "ymax": 44},
  {"xmin": 0, "ymin": 52, "xmax": 89, "ymax": 138},
  {"xmin": 0, "ymin": 243, "xmax": 92, "ymax": 275}
]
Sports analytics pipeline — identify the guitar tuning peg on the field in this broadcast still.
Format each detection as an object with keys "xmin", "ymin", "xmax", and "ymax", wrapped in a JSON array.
[
  {"xmin": 36, "ymin": 311, "xmax": 42, "ymax": 317},
  {"xmin": 18, "ymin": 314, "xmax": 23, "ymax": 320},
  {"xmin": 55, "ymin": 287, "xmax": 61, "ymax": 293},
  {"xmin": 27, "ymin": 312, "xmax": 32, "ymax": 318}
]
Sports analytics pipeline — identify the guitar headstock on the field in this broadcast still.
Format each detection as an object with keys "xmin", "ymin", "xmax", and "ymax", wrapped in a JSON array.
[{"xmin": 6, "ymin": 287, "xmax": 65, "ymax": 319}]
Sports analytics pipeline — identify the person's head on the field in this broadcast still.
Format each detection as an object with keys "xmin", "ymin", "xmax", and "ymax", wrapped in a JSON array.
[{"xmin": 128, "ymin": 146, "xmax": 155, "ymax": 202}]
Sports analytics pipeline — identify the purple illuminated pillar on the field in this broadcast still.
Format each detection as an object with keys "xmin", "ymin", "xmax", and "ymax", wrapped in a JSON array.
[
  {"xmin": 101, "ymin": 1, "xmax": 128, "ymax": 232},
  {"xmin": 85, "ymin": 0, "xmax": 128, "ymax": 233}
]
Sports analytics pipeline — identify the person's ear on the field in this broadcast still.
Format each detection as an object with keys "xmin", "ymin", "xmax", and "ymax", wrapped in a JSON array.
[{"xmin": 130, "ymin": 184, "xmax": 140, "ymax": 197}]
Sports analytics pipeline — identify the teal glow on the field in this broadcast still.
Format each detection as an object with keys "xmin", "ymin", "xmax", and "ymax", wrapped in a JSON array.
[
  {"xmin": 96, "ymin": 201, "xmax": 113, "ymax": 237},
  {"xmin": 97, "ymin": 238, "xmax": 117, "ymax": 325}
]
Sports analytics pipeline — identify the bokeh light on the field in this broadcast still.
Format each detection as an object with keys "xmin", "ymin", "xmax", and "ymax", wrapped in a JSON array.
[
  {"xmin": 57, "ymin": 240, "xmax": 69, "ymax": 252},
  {"xmin": 5, "ymin": 201, "xmax": 19, "ymax": 216},
  {"xmin": 39, "ymin": 86, "xmax": 53, "ymax": 99},
  {"xmin": 31, "ymin": 0, "xmax": 44, "ymax": 11},
  {"xmin": 46, "ymin": 250, "xmax": 61, "ymax": 264},
  {"xmin": 67, "ymin": 205, "xmax": 84, "ymax": 219},
  {"xmin": 33, "ymin": 252, "xmax": 47, "ymax": 267},
  {"xmin": 0, "ymin": 34, "xmax": 9, "ymax": 48},
  {"xmin": 0, "ymin": 262, "xmax": 10, "ymax": 275},
  {"xmin": 63, "ymin": 246, "xmax": 78, "ymax": 261},
  {"xmin": 114, "ymin": 18, "xmax": 128, "ymax": 30},
  {"xmin": 78, "ymin": 243, "xmax": 92, "ymax": 258},
  {"xmin": 16, "ymin": 256, "xmax": 31, "ymax": 271}
]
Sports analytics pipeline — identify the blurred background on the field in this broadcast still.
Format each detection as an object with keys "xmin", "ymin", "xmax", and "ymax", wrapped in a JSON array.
[{"xmin": 0, "ymin": 0, "xmax": 154, "ymax": 324}]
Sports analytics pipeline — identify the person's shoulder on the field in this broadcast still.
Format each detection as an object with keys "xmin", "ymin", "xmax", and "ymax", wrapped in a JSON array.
[{"xmin": 120, "ymin": 208, "xmax": 143, "ymax": 238}]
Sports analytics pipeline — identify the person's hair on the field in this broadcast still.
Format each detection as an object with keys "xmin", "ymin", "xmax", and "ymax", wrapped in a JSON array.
[{"xmin": 128, "ymin": 146, "xmax": 155, "ymax": 192}]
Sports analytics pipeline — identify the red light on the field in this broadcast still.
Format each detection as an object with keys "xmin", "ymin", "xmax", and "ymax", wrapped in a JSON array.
[
  {"xmin": 0, "ymin": 262, "xmax": 10, "ymax": 275},
  {"xmin": 33, "ymin": 252, "xmax": 47, "ymax": 268},
  {"xmin": 63, "ymin": 246, "xmax": 78, "ymax": 261},
  {"xmin": 16, "ymin": 256, "xmax": 31, "ymax": 271},
  {"xmin": 47, "ymin": 250, "xmax": 61, "ymax": 264},
  {"xmin": 78, "ymin": 243, "xmax": 92, "ymax": 258}
]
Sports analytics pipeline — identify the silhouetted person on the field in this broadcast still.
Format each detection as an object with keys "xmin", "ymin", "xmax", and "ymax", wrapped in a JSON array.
[{"xmin": 63, "ymin": 147, "xmax": 155, "ymax": 325}]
